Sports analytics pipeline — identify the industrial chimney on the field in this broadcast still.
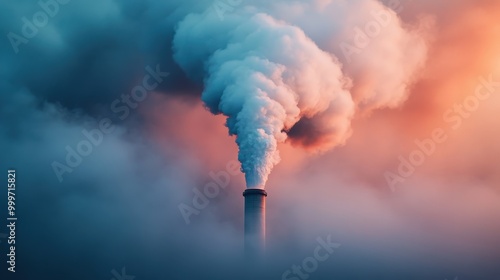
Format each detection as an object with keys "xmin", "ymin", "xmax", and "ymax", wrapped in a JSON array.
[{"xmin": 243, "ymin": 188, "xmax": 267, "ymax": 258}]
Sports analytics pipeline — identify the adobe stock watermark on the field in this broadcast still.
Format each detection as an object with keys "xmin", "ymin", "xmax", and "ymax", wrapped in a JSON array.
[
  {"xmin": 339, "ymin": 0, "xmax": 410, "ymax": 63},
  {"xmin": 212, "ymin": 0, "xmax": 243, "ymax": 21},
  {"xmin": 281, "ymin": 235, "xmax": 341, "ymax": 280},
  {"xmin": 51, "ymin": 65, "xmax": 169, "ymax": 183},
  {"xmin": 385, "ymin": 75, "xmax": 499, "ymax": 191},
  {"xmin": 7, "ymin": 0, "xmax": 71, "ymax": 54},
  {"xmin": 178, "ymin": 160, "xmax": 240, "ymax": 224},
  {"xmin": 111, "ymin": 267, "xmax": 135, "ymax": 280}
]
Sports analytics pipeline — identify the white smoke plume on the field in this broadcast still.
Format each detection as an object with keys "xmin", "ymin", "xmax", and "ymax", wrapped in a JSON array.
[{"xmin": 173, "ymin": 0, "xmax": 427, "ymax": 189}]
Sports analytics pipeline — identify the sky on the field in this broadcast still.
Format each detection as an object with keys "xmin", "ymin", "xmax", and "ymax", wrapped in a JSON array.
[{"xmin": 0, "ymin": 0, "xmax": 499, "ymax": 279}]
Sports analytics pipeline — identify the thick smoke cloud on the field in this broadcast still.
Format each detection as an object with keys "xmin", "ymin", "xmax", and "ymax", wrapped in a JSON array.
[
  {"xmin": 172, "ymin": 0, "xmax": 427, "ymax": 188},
  {"xmin": 173, "ymin": 11, "xmax": 354, "ymax": 188}
]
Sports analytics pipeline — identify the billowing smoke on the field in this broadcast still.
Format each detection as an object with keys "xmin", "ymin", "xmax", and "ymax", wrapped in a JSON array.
[
  {"xmin": 173, "ymin": 1, "xmax": 427, "ymax": 188},
  {"xmin": 173, "ymin": 11, "xmax": 354, "ymax": 188}
]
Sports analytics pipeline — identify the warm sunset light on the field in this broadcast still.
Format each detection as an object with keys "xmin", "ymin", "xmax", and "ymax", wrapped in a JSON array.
[{"xmin": 1, "ymin": 0, "xmax": 499, "ymax": 279}]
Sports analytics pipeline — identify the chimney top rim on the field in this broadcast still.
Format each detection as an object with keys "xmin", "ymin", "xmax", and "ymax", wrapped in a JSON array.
[{"xmin": 243, "ymin": 188, "xmax": 268, "ymax": 197}]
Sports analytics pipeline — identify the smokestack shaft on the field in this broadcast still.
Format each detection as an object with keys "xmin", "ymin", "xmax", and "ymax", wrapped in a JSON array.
[{"xmin": 243, "ymin": 189, "xmax": 267, "ymax": 258}]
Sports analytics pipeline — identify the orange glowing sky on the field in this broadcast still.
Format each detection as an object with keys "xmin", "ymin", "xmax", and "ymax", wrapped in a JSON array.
[{"xmin": 143, "ymin": 0, "xmax": 500, "ymax": 261}]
